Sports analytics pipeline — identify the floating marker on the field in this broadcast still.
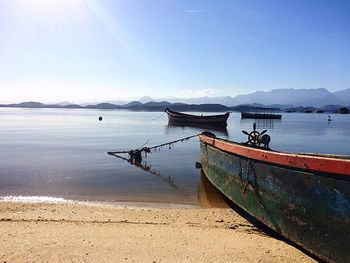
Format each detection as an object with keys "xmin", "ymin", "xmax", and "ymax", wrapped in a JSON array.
[{"xmin": 99, "ymin": 116, "xmax": 103, "ymax": 121}]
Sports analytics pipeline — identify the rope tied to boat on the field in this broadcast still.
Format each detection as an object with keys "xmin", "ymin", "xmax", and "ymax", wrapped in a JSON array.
[{"xmin": 107, "ymin": 133, "xmax": 201, "ymax": 161}]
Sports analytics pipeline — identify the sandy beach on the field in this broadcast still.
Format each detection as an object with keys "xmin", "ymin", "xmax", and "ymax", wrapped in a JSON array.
[{"xmin": 0, "ymin": 201, "xmax": 314, "ymax": 263}]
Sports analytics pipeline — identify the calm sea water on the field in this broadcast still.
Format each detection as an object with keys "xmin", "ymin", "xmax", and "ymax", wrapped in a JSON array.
[{"xmin": 0, "ymin": 108, "xmax": 349, "ymax": 205}]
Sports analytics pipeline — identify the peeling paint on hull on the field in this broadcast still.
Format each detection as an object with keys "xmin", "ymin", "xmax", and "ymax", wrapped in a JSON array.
[{"xmin": 200, "ymin": 141, "xmax": 350, "ymax": 263}]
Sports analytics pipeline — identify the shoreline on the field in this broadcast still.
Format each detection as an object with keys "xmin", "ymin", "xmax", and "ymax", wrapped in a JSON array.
[
  {"xmin": 0, "ymin": 172, "xmax": 234, "ymax": 209},
  {"xmin": 0, "ymin": 195, "xmax": 200, "ymax": 209},
  {"xmin": 1, "ymin": 200, "xmax": 314, "ymax": 262}
]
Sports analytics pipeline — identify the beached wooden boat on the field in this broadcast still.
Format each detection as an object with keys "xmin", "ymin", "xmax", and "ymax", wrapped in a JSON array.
[
  {"xmin": 165, "ymin": 108, "xmax": 230, "ymax": 126},
  {"xmin": 199, "ymin": 127, "xmax": 350, "ymax": 262}
]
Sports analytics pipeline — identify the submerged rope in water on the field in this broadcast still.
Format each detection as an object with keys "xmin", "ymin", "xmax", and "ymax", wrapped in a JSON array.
[
  {"xmin": 107, "ymin": 133, "xmax": 200, "ymax": 157},
  {"xmin": 107, "ymin": 133, "xmax": 200, "ymax": 194},
  {"xmin": 110, "ymin": 153, "xmax": 187, "ymax": 193}
]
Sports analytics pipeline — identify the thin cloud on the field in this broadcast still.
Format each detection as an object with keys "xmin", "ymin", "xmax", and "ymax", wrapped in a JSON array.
[{"xmin": 185, "ymin": 9, "xmax": 206, "ymax": 13}]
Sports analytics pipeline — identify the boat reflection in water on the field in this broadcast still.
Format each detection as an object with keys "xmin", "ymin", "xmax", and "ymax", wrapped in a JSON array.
[
  {"xmin": 197, "ymin": 170, "xmax": 229, "ymax": 208},
  {"xmin": 166, "ymin": 121, "xmax": 229, "ymax": 136},
  {"xmin": 240, "ymin": 118, "xmax": 281, "ymax": 129}
]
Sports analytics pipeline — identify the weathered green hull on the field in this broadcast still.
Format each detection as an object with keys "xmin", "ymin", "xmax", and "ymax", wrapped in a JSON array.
[{"xmin": 200, "ymin": 142, "xmax": 350, "ymax": 263}]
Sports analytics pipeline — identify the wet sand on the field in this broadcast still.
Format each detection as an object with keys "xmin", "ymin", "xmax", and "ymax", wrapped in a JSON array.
[{"xmin": 0, "ymin": 201, "xmax": 314, "ymax": 263}]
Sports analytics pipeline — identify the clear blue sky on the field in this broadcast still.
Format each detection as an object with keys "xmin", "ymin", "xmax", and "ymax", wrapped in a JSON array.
[{"xmin": 0, "ymin": 0, "xmax": 349, "ymax": 103}]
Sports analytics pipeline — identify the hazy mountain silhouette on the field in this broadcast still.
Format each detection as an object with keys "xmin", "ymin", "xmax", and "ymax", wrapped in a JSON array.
[
  {"xmin": 141, "ymin": 88, "xmax": 349, "ymax": 107},
  {"xmin": 1, "ymin": 88, "xmax": 349, "ymax": 112}
]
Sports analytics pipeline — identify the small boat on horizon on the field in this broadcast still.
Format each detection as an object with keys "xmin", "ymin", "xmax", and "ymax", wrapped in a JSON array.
[
  {"xmin": 199, "ymin": 125, "xmax": 350, "ymax": 262},
  {"xmin": 165, "ymin": 107, "xmax": 230, "ymax": 126}
]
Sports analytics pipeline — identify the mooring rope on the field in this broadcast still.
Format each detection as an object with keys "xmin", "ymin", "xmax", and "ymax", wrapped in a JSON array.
[
  {"xmin": 137, "ymin": 139, "xmax": 150, "ymax": 149},
  {"xmin": 153, "ymin": 111, "xmax": 166, "ymax": 120},
  {"xmin": 107, "ymin": 133, "xmax": 200, "ymax": 157}
]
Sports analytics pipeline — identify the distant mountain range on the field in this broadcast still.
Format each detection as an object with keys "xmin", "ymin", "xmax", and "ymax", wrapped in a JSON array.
[
  {"xmin": 136, "ymin": 88, "xmax": 350, "ymax": 108},
  {"xmin": 1, "ymin": 101, "xmax": 349, "ymax": 114},
  {"xmin": 0, "ymin": 101, "xmax": 233, "ymax": 112},
  {"xmin": 1, "ymin": 88, "xmax": 349, "ymax": 113}
]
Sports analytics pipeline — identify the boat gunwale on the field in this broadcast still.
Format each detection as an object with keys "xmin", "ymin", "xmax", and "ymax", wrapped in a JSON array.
[{"xmin": 199, "ymin": 135, "xmax": 350, "ymax": 177}]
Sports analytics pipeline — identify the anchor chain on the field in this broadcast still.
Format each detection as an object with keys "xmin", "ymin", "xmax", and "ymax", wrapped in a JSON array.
[{"xmin": 107, "ymin": 134, "xmax": 200, "ymax": 162}]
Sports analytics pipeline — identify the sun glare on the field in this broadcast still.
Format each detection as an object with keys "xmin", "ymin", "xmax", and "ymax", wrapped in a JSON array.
[
  {"xmin": 0, "ymin": 0, "xmax": 92, "ymax": 48},
  {"xmin": 20, "ymin": 0, "xmax": 83, "ymax": 12},
  {"xmin": 11, "ymin": 0, "xmax": 88, "ymax": 27}
]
